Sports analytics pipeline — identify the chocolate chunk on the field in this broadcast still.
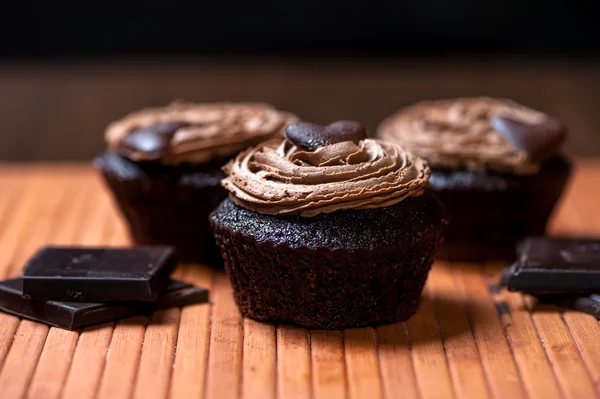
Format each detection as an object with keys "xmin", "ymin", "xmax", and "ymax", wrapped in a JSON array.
[
  {"xmin": 0, "ymin": 278, "xmax": 209, "ymax": 330},
  {"xmin": 499, "ymin": 237, "xmax": 600, "ymax": 294},
  {"xmin": 285, "ymin": 120, "xmax": 368, "ymax": 152},
  {"xmin": 118, "ymin": 121, "xmax": 188, "ymax": 160},
  {"xmin": 536, "ymin": 293, "xmax": 600, "ymax": 319},
  {"xmin": 155, "ymin": 280, "xmax": 209, "ymax": 310},
  {"xmin": 23, "ymin": 246, "xmax": 177, "ymax": 302},
  {"xmin": 490, "ymin": 116, "xmax": 566, "ymax": 162},
  {"xmin": 550, "ymin": 294, "xmax": 600, "ymax": 319}
]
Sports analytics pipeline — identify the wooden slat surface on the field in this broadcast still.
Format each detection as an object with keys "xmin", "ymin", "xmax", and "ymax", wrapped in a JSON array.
[{"xmin": 0, "ymin": 162, "xmax": 598, "ymax": 398}]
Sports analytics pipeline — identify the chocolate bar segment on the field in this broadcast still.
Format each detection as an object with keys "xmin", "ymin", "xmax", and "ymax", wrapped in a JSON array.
[
  {"xmin": 500, "ymin": 237, "xmax": 600, "ymax": 294},
  {"xmin": 155, "ymin": 280, "xmax": 209, "ymax": 310},
  {"xmin": 535, "ymin": 294, "xmax": 600, "ymax": 320},
  {"xmin": 22, "ymin": 246, "xmax": 177, "ymax": 302},
  {"xmin": 0, "ymin": 278, "xmax": 144, "ymax": 330},
  {"xmin": 0, "ymin": 278, "xmax": 209, "ymax": 330},
  {"xmin": 568, "ymin": 294, "xmax": 600, "ymax": 319}
]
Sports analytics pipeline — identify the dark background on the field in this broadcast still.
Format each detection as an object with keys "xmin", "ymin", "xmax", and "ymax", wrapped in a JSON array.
[
  {"xmin": 2, "ymin": 2, "xmax": 599, "ymax": 57},
  {"xmin": 0, "ymin": 2, "xmax": 599, "ymax": 161}
]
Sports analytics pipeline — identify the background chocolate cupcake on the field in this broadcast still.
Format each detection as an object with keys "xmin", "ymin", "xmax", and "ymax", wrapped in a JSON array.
[
  {"xmin": 377, "ymin": 97, "xmax": 571, "ymax": 261},
  {"xmin": 95, "ymin": 101, "xmax": 297, "ymax": 265},
  {"xmin": 210, "ymin": 121, "xmax": 445, "ymax": 329}
]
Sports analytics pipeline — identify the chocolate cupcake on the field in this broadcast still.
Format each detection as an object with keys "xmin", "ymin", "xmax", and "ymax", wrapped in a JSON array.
[
  {"xmin": 95, "ymin": 101, "xmax": 297, "ymax": 265},
  {"xmin": 210, "ymin": 121, "xmax": 445, "ymax": 329},
  {"xmin": 377, "ymin": 97, "xmax": 571, "ymax": 261}
]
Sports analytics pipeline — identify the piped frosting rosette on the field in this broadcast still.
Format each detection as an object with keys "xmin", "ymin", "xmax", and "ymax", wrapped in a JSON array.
[
  {"xmin": 106, "ymin": 101, "xmax": 298, "ymax": 165},
  {"xmin": 377, "ymin": 97, "xmax": 566, "ymax": 175},
  {"xmin": 222, "ymin": 121, "xmax": 430, "ymax": 217}
]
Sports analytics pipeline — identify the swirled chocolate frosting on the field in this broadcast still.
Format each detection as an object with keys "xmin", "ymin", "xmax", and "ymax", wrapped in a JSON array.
[
  {"xmin": 105, "ymin": 101, "xmax": 298, "ymax": 165},
  {"xmin": 222, "ymin": 121, "xmax": 430, "ymax": 217},
  {"xmin": 377, "ymin": 97, "xmax": 567, "ymax": 175}
]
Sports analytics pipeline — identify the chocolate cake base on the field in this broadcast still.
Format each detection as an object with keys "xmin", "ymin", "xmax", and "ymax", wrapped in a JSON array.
[
  {"xmin": 429, "ymin": 155, "xmax": 572, "ymax": 261},
  {"xmin": 94, "ymin": 151, "xmax": 228, "ymax": 266},
  {"xmin": 210, "ymin": 194, "xmax": 445, "ymax": 330}
]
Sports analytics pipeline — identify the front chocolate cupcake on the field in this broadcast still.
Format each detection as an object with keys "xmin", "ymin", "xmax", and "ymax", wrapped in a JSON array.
[
  {"xmin": 95, "ymin": 101, "xmax": 297, "ymax": 265},
  {"xmin": 377, "ymin": 97, "xmax": 572, "ymax": 261},
  {"xmin": 210, "ymin": 121, "xmax": 445, "ymax": 329}
]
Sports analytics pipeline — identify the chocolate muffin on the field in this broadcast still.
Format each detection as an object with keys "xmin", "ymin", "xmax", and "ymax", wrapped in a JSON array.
[
  {"xmin": 210, "ymin": 121, "xmax": 445, "ymax": 329},
  {"xmin": 95, "ymin": 101, "xmax": 297, "ymax": 265},
  {"xmin": 377, "ymin": 97, "xmax": 571, "ymax": 261}
]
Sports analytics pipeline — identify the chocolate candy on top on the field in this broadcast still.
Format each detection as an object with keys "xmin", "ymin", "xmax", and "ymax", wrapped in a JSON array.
[
  {"xmin": 118, "ymin": 121, "xmax": 188, "ymax": 160},
  {"xmin": 285, "ymin": 120, "xmax": 368, "ymax": 152},
  {"xmin": 491, "ymin": 116, "xmax": 567, "ymax": 163}
]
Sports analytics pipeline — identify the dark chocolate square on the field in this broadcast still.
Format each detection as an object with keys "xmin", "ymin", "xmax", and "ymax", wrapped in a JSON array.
[
  {"xmin": 22, "ymin": 246, "xmax": 177, "ymax": 302},
  {"xmin": 0, "ymin": 278, "xmax": 144, "ymax": 329},
  {"xmin": 538, "ymin": 294, "xmax": 600, "ymax": 320},
  {"xmin": 502, "ymin": 237, "xmax": 600, "ymax": 293},
  {"xmin": 0, "ymin": 278, "xmax": 210, "ymax": 330}
]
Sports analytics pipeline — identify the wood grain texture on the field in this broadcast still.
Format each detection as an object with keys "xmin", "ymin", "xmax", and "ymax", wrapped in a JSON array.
[
  {"xmin": 26, "ymin": 329, "xmax": 79, "ymax": 399},
  {"xmin": 132, "ymin": 309, "xmax": 181, "ymax": 399},
  {"xmin": 96, "ymin": 317, "xmax": 147, "ymax": 399},
  {"xmin": 344, "ymin": 328, "xmax": 383, "ymax": 399},
  {"xmin": 277, "ymin": 326, "xmax": 311, "ymax": 399},
  {"xmin": 61, "ymin": 323, "xmax": 115, "ymax": 399},
  {"xmin": 0, "ymin": 171, "xmax": 30, "ymax": 370},
  {"xmin": 454, "ymin": 266, "xmax": 527, "ymax": 399},
  {"xmin": 0, "ymin": 164, "xmax": 597, "ymax": 399},
  {"xmin": 545, "ymin": 163, "xmax": 600, "ymax": 397},
  {"xmin": 311, "ymin": 330, "xmax": 346, "ymax": 399},
  {"xmin": 0, "ymin": 169, "xmax": 87, "ymax": 399},
  {"xmin": 562, "ymin": 165, "xmax": 600, "ymax": 393},
  {"xmin": 205, "ymin": 273, "xmax": 243, "ymax": 399},
  {"xmin": 527, "ymin": 300, "xmax": 598, "ymax": 399},
  {"xmin": 170, "ymin": 265, "xmax": 214, "ymax": 399},
  {"xmin": 562, "ymin": 311, "xmax": 600, "ymax": 393},
  {"xmin": 406, "ymin": 291, "xmax": 454, "ymax": 398},
  {"xmin": 486, "ymin": 267, "xmax": 563, "ymax": 399},
  {"xmin": 242, "ymin": 319, "xmax": 276, "ymax": 399},
  {"xmin": 0, "ymin": 169, "xmax": 68, "ymax": 279},
  {"xmin": 0, "ymin": 314, "xmax": 19, "ymax": 377},
  {"xmin": 0, "ymin": 321, "xmax": 49, "ymax": 399},
  {"xmin": 428, "ymin": 263, "xmax": 490, "ymax": 399},
  {"xmin": 376, "ymin": 323, "xmax": 419, "ymax": 399}
]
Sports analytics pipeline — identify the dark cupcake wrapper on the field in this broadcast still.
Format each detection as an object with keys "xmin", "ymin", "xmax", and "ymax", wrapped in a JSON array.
[
  {"xmin": 210, "ymin": 195, "xmax": 445, "ymax": 330},
  {"xmin": 430, "ymin": 155, "xmax": 572, "ymax": 261},
  {"xmin": 95, "ymin": 151, "xmax": 228, "ymax": 265}
]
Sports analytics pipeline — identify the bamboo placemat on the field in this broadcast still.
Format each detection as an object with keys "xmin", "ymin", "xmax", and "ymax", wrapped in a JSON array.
[{"xmin": 0, "ymin": 161, "xmax": 598, "ymax": 399}]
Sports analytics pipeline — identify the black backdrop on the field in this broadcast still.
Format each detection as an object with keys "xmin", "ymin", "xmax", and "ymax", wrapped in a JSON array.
[{"xmin": 1, "ymin": 1, "xmax": 599, "ymax": 57}]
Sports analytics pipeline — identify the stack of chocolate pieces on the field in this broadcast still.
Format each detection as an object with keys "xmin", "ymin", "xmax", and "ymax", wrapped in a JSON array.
[
  {"xmin": 0, "ymin": 246, "xmax": 209, "ymax": 330},
  {"xmin": 500, "ymin": 237, "xmax": 600, "ymax": 318}
]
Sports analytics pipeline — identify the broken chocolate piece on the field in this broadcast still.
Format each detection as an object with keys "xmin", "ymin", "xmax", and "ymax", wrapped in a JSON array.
[
  {"xmin": 155, "ymin": 280, "xmax": 209, "ymax": 310},
  {"xmin": 0, "ymin": 278, "xmax": 210, "ymax": 330},
  {"xmin": 23, "ymin": 246, "xmax": 177, "ymax": 302},
  {"xmin": 500, "ymin": 237, "xmax": 600, "ymax": 294}
]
